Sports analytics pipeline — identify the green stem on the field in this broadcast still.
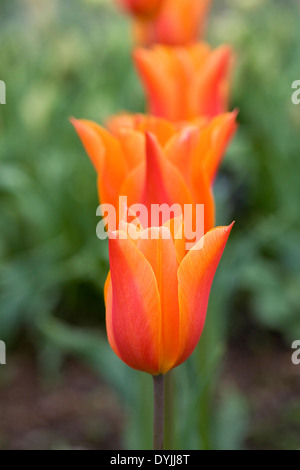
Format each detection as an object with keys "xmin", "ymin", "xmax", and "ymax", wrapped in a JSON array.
[{"xmin": 153, "ymin": 374, "xmax": 165, "ymax": 450}]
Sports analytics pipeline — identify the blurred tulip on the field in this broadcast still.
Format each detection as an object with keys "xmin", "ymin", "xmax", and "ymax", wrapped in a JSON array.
[
  {"xmin": 134, "ymin": 0, "xmax": 212, "ymax": 46},
  {"xmin": 116, "ymin": 0, "xmax": 163, "ymax": 18},
  {"xmin": 71, "ymin": 112, "xmax": 237, "ymax": 232},
  {"xmin": 134, "ymin": 43, "xmax": 234, "ymax": 121},
  {"xmin": 108, "ymin": 111, "xmax": 238, "ymax": 183},
  {"xmin": 105, "ymin": 219, "xmax": 234, "ymax": 374}
]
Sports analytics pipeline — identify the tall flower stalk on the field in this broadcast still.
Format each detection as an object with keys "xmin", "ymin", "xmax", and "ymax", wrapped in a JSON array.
[{"xmin": 153, "ymin": 375, "xmax": 165, "ymax": 450}]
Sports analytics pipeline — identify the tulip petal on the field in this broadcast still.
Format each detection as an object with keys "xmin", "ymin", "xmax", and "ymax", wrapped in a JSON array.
[
  {"xmin": 117, "ymin": 0, "xmax": 162, "ymax": 17},
  {"xmin": 108, "ymin": 233, "xmax": 161, "ymax": 374},
  {"xmin": 188, "ymin": 42, "xmax": 211, "ymax": 67},
  {"xmin": 105, "ymin": 275, "xmax": 121, "ymax": 357},
  {"xmin": 136, "ymin": 115, "xmax": 175, "ymax": 146},
  {"xmin": 195, "ymin": 45, "xmax": 233, "ymax": 118},
  {"xmin": 71, "ymin": 119, "xmax": 127, "ymax": 207},
  {"xmin": 203, "ymin": 111, "xmax": 238, "ymax": 182},
  {"xmin": 166, "ymin": 127, "xmax": 215, "ymax": 234},
  {"xmin": 134, "ymin": 47, "xmax": 178, "ymax": 120},
  {"xmin": 190, "ymin": 165, "xmax": 215, "ymax": 234},
  {"xmin": 71, "ymin": 118, "xmax": 105, "ymax": 173},
  {"xmin": 133, "ymin": 0, "xmax": 211, "ymax": 47},
  {"xmin": 154, "ymin": 0, "xmax": 212, "ymax": 46},
  {"xmin": 104, "ymin": 271, "xmax": 111, "ymax": 305},
  {"xmin": 118, "ymin": 129, "xmax": 145, "ymax": 171},
  {"xmin": 163, "ymin": 215, "xmax": 183, "ymax": 241},
  {"xmin": 107, "ymin": 113, "xmax": 137, "ymax": 136},
  {"xmin": 137, "ymin": 226, "xmax": 180, "ymax": 373},
  {"xmin": 118, "ymin": 215, "xmax": 143, "ymax": 243},
  {"xmin": 174, "ymin": 220, "xmax": 187, "ymax": 264},
  {"xmin": 108, "ymin": 113, "xmax": 175, "ymax": 147},
  {"xmin": 142, "ymin": 132, "xmax": 194, "ymax": 224},
  {"xmin": 175, "ymin": 222, "xmax": 234, "ymax": 367},
  {"xmin": 164, "ymin": 125, "xmax": 200, "ymax": 187},
  {"xmin": 134, "ymin": 43, "xmax": 233, "ymax": 121},
  {"xmin": 118, "ymin": 163, "xmax": 145, "ymax": 210},
  {"xmin": 163, "ymin": 217, "xmax": 187, "ymax": 264}
]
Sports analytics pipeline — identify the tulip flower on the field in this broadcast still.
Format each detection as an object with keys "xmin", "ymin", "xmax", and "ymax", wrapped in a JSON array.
[
  {"xmin": 133, "ymin": 0, "xmax": 212, "ymax": 46},
  {"xmin": 71, "ymin": 113, "xmax": 237, "ymax": 233},
  {"xmin": 134, "ymin": 43, "xmax": 234, "ymax": 121},
  {"xmin": 116, "ymin": 0, "xmax": 163, "ymax": 18},
  {"xmin": 105, "ymin": 219, "xmax": 234, "ymax": 375},
  {"xmin": 107, "ymin": 111, "xmax": 238, "ymax": 183}
]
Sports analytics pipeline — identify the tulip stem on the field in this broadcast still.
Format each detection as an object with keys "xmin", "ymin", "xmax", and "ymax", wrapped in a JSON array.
[{"xmin": 153, "ymin": 374, "xmax": 165, "ymax": 450}]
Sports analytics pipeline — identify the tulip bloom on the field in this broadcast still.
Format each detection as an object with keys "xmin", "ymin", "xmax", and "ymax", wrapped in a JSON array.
[
  {"xmin": 105, "ymin": 219, "xmax": 233, "ymax": 374},
  {"xmin": 71, "ymin": 113, "xmax": 237, "ymax": 233},
  {"xmin": 134, "ymin": 43, "xmax": 234, "ymax": 121},
  {"xmin": 117, "ymin": 0, "xmax": 163, "ymax": 17},
  {"xmin": 133, "ymin": 0, "xmax": 212, "ymax": 46}
]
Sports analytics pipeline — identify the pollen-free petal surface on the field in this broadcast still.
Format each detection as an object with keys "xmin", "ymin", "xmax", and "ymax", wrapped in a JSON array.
[
  {"xmin": 190, "ymin": 162, "xmax": 215, "ymax": 234},
  {"xmin": 72, "ymin": 119, "xmax": 127, "ymax": 207},
  {"xmin": 202, "ymin": 111, "xmax": 238, "ymax": 182},
  {"xmin": 71, "ymin": 118, "xmax": 105, "ymax": 173},
  {"xmin": 164, "ymin": 125, "xmax": 199, "ymax": 186},
  {"xmin": 118, "ymin": 129, "xmax": 145, "ymax": 172},
  {"xmin": 195, "ymin": 45, "xmax": 233, "ymax": 118},
  {"xmin": 142, "ymin": 133, "xmax": 194, "ymax": 225},
  {"xmin": 134, "ymin": 47, "xmax": 178, "ymax": 120}
]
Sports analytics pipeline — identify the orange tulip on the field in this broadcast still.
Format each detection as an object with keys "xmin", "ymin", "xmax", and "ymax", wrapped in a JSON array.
[
  {"xmin": 71, "ymin": 113, "xmax": 237, "ymax": 233},
  {"xmin": 133, "ymin": 0, "xmax": 212, "ymax": 46},
  {"xmin": 116, "ymin": 0, "xmax": 163, "ymax": 18},
  {"xmin": 105, "ymin": 219, "xmax": 234, "ymax": 374},
  {"xmin": 108, "ymin": 111, "xmax": 238, "ymax": 183},
  {"xmin": 134, "ymin": 43, "xmax": 234, "ymax": 121}
]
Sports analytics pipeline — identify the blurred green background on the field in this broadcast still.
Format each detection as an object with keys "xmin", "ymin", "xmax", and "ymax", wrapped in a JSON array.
[{"xmin": 0, "ymin": 0, "xmax": 300, "ymax": 450}]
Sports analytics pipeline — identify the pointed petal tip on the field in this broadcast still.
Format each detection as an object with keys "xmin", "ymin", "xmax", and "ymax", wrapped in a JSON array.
[
  {"xmin": 227, "ymin": 110, "xmax": 239, "ymax": 129},
  {"xmin": 69, "ymin": 116, "xmax": 79, "ymax": 128},
  {"xmin": 145, "ymin": 130, "xmax": 157, "ymax": 142},
  {"xmin": 228, "ymin": 220, "xmax": 235, "ymax": 230},
  {"xmin": 214, "ymin": 44, "xmax": 235, "ymax": 71},
  {"xmin": 219, "ymin": 220, "xmax": 235, "ymax": 234},
  {"xmin": 220, "ymin": 220, "xmax": 235, "ymax": 240},
  {"xmin": 69, "ymin": 117, "xmax": 79, "ymax": 133},
  {"xmin": 132, "ymin": 46, "xmax": 143, "ymax": 58},
  {"xmin": 225, "ymin": 109, "xmax": 239, "ymax": 123}
]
